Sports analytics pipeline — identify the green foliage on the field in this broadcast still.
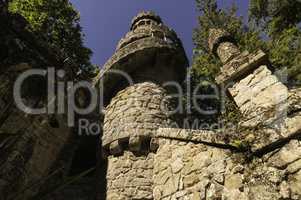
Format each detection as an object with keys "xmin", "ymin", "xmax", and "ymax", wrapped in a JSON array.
[
  {"xmin": 8, "ymin": 0, "xmax": 93, "ymax": 71},
  {"xmin": 268, "ymin": 27, "xmax": 301, "ymax": 84},
  {"xmin": 249, "ymin": 0, "xmax": 301, "ymax": 85},
  {"xmin": 249, "ymin": 0, "xmax": 301, "ymax": 36}
]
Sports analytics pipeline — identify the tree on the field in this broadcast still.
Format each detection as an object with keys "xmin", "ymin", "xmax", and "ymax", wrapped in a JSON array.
[
  {"xmin": 249, "ymin": 0, "xmax": 301, "ymax": 86},
  {"xmin": 8, "ymin": 0, "xmax": 93, "ymax": 72},
  {"xmin": 249, "ymin": 0, "xmax": 301, "ymax": 37}
]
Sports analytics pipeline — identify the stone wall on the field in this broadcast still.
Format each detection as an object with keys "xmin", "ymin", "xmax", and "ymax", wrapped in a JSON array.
[
  {"xmin": 0, "ymin": 11, "xmax": 82, "ymax": 200},
  {"xmin": 153, "ymin": 138, "xmax": 231, "ymax": 200},
  {"xmin": 0, "ymin": 64, "xmax": 76, "ymax": 200},
  {"xmin": 153, "ymin": 128, "xmax": 301, "ymax": 200},
  {"xmin": 107, "ymin": 152, "xmax": 154, "ymax": 199}
]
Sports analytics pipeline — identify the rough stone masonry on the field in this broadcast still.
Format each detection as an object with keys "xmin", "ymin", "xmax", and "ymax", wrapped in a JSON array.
[
  {"xmin": 94, "ymin": 11, "xmax": 188, "ymax": 199},
  {"xmin": 95, "ymin": 12, "xmax": 301, "ymax": 200},
  {"xmin": 2, "ymin": 8, "xmax": 301, "ymax": 199}
]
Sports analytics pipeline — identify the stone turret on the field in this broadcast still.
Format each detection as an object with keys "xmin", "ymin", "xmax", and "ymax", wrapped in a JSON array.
[
  {"xmin": 209, "ymin": 28, "xmax": 294, "ymax": 149},
  {"xmin": 209, "ymin": 28, "xmax": 289, "ymax": 128},
  {"xmin": 94, "ymin": 11, "xmax": 188, "ymax": 199},
  {"xmin": 94, "ymin": 11, "xmax": 187, "ymax": 103},
  {"xmin": 208, "ymin": 28, "xmax": 269, "ymax": 86},
  {"xmin": 208, "ymin": 29, "xmax": 241, "ymax": 64}
]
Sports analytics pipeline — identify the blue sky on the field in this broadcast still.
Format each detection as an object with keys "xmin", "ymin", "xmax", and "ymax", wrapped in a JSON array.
[{"xmin": 70, "ymin": 0, "xmax": 249, "ymax": 66}]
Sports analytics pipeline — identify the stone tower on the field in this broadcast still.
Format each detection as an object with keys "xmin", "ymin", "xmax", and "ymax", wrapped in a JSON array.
[
  {"xmin": 208, "ymin": 28, "xmax": 288, "ymax": 128},
  {"xmin": 94, "ymin": 11, "xmax": 188, "ymax": 199}
]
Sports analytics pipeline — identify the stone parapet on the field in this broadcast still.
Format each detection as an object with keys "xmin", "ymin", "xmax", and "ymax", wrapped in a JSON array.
[
  {"xmin": 117, "ymin": 23, "xmax": 179, "ymax": 51},
  {"xmin": 93, "ymin": 37, "xmax": 187, "ymax": 106}
]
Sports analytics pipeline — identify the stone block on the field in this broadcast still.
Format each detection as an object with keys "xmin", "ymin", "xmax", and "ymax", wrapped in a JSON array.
[
  {"xmin": 229, "ymin": 65, "xmax": 288, "ymax": 127},
  {"xmin": 109, "ymin": 140, "xmax": 123, "ymax": 155},
  {"xmin": 106, "ymin": 152, "xmax": 154, "ymax": 199},
  {"xmin": 216, "ymin": 50, "xmax": 268, "ymax": 85},
  {"xmin": 129, "ymin": 136, "xmax": 142, "ymax": 152}
]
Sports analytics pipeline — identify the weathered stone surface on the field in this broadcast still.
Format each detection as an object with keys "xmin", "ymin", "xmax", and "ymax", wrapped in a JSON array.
[
  {"xmin": 267, "ymin": 140, "xmax": 301, "ymax": 169},
  {"xmin": 156, "ymin": 128, "xmax": 237, "ymax": 149},
  {"xmin": 288, "ymin": 88, "xmax": 301, "ymax": 114},
  {"xmin": 153, "ymin": 134, "xmax": 232, "ymax": 200},
  {"xmin": 290, "ymin": 170, "xmax": 301, "ymax": 198},
  {"xmin": 152, "ymin": 128, "xmax": 301, "ymax": 200},
  {"xmin": 208, "ymin": 29, "xmax": 241, "ymax": 64},
  {"xmin": 256, "ymin": 139, "xmax": 301, "ymax": 199},
  {"xmin": 217, "ymin": 42, "xmax": 241, "ymax": 64},
  {"xmin": 216, "ymin": 50, "xmax": 268, "ymax": 85},
  {"xmin": 99, "ymin": 12, "xmax": 188, "ymax": 200},
  {"xmin": 0, "ymin": 64, "xmax": 76, "ymax": 199},
  {"xmin": 102, "ymin": 82, "xmax": 171, "ymax": 152},
  {"xmin": 130, "ymin": 11, "xmax": 162, "ymax": 31},
  {"xmin": 106, "ymin": 151, "xmax": 154, "ymax": 200},
  {"xmin": 0, "ymin": 111, "xmax": 74, "ymax": 199},
  {"xmin": 0, "ymin": 13, "xmax": 85, "ymax": 199},
  {"xmin": 224, "ymin": 174, "xmax": 243, "ymax": 189},
  {"xmin": 109, "ymin": 140, "xmax": 123, "ymax": 155},
  {"xmin": 229, "ymin": 65, "xmax": 288, "ymax": 127},
  {"xmin": 222, "ymin": 67, "xmax": 301, "ymax": 154},
  {"xmin": 208, "ymin": 29, "xmax": 233, "ymax": 54}
]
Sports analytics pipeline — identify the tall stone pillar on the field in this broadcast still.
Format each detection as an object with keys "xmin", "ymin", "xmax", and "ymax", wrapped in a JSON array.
[
  {"xmin": 94, "ymin": 11, "xmax": 188, "ymax": 199},
  {"xmin": 209, "ymin": 28, "xmax": 288, "ymax": 128}
]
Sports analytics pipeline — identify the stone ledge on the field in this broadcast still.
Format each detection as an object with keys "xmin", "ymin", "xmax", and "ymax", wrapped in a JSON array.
[
  {"xmin": 93, "ymin": 37, "xmax": 188, "ymax": 105},
  {"xmin": 216, "ymin": 50, "xmax": 268, "ymax": 85},
  {"xmin": 156, "ymin": 128, "xmax": 237, "ymax": 150},
  {"xmin": 117, "ymin": 23, "xmax": 179, "ymax": 51},
  {"xmin": 251, "ymin": 112, "xmax": 301, "ymax": 157}
]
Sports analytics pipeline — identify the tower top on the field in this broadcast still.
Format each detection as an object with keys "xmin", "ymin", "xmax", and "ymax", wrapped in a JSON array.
[
  {"xmin": 208, "ymin": 28, "xmax": 233, "ymax": 55},
  {"xmin": 131, "ymin": 11, "xmax": 162, "ymax": 30},
  {"xmin": 93, "ymin": 12, "xmax": 188, "ymax": 106},
  {"xmin": 208, "ymin": 28, "xmax": 241, "ymax": 64}
]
